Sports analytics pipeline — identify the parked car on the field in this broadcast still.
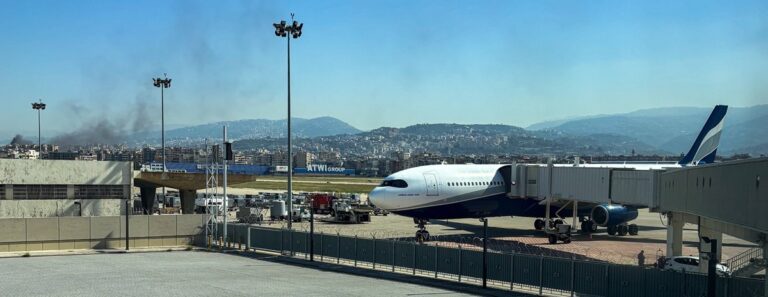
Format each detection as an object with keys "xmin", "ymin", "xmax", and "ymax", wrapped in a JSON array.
[{"xmin": 663, "ymin": 256, "xmax": 731, "ymax": 276}]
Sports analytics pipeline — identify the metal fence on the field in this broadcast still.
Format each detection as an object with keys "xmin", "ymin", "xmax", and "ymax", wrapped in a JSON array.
[{"xmin": 216, "ymin": 224, "xmax": 765, "ymax": 297}]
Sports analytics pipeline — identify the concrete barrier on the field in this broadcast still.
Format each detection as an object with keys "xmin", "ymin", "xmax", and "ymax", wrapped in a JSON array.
[{"xmin": 0, "ymin": 214, "xmax": 205, "ymax": 252}]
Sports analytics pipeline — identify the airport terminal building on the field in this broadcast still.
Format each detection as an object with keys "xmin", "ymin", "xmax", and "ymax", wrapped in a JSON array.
[{"xmin": 0, "ymin": 159, "xmax": 132, "ymax": 218}]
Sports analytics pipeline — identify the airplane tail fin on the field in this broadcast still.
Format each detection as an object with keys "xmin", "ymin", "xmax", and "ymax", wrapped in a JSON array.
[{"xmin": 678, "ymin": 105, "xmax": 728, "ymax": 166}]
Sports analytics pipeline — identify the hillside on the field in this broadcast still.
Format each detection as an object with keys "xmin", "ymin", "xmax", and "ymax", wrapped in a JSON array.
[
  {"xmin": 528, "ymin": 105, "xmax": 768, "ymax": 155},
  {"xmin": 131, "ymin": 116, "xmax": 361, "ymax": 142}
]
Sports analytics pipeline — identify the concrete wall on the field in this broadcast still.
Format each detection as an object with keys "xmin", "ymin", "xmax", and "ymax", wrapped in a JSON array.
[
  {"xmin": 0, "ymin": 199, "xmax": 124, "ymax": 218},
  {"xmin": 0, "ymin": 214, "xmax": 205, "ymax": 252},
  {"xmin": 0, "ymin": 159, "xmax": 132, "ymax": 185}
]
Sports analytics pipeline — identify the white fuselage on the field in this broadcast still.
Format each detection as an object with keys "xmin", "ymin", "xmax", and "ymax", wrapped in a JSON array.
[{"xmin": 369, "ymin": 164, "xmax": 507, "ymax": 212}]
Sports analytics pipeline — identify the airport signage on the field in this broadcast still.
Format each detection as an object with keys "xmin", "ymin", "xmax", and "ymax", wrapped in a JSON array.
[
  {"xmin": 306, "ymin": 164, "xmax": 346, "ymax": 173},
  {"xmin": 275, "ymin": 165, "xmax": 289, "ymax": 173}
]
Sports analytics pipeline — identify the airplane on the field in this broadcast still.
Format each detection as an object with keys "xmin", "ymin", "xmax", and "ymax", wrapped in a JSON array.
[{"xmin": 368, "ymin": 105, "xmax": 728, "ymax": 242}]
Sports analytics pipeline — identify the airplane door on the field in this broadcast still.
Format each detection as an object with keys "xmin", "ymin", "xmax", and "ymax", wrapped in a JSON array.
[{"xmin": 424, "ymin": 173, "xmax": 439, "ymax": 196}]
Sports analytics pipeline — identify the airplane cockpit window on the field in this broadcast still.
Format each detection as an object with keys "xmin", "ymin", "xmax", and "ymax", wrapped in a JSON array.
[{"xmin": 380, "ymin": 179, "xmax": 408, "ymax": 188}]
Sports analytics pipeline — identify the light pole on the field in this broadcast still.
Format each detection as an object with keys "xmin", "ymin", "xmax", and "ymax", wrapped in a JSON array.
[
  {"xmin": 153, "ymin": 74, "xmax": 171, "ymax": 209},
  {"xmin": 31, "ymin": 100, "xmax": 46, "ymax": 153},
  {"xmin": 274, "ymin": 14, "xmax": 303, "ymax": 230}
]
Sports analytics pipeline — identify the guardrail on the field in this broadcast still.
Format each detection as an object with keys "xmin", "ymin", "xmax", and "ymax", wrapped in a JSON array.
[
  {"xmin": 210, "ymin": 224, "xmax": 765, "ymax": 297},
  {"xmin": 727, "ymin": 247, "xmax": 764, "ymax": 273}
]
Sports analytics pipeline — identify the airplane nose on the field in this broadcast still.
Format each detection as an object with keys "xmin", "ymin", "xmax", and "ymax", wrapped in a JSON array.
[{"xmin": 368, "ymin": 187, "xmax": 388, "ymax": 209}]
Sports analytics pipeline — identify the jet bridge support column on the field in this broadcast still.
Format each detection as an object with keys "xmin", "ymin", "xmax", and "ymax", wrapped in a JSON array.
[
  {"xmin": 666, "ymin": 212, "xmax": 684, "ymax": 257},
  {"xmin": 572, "ymin": 201, "xmax": 579, "ymax": 230}
]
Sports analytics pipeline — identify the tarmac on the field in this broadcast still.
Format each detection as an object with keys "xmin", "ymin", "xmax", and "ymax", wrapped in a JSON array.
[{"xmin": 0, "ymin": 250, "xmax": 533, "ymax": 297}]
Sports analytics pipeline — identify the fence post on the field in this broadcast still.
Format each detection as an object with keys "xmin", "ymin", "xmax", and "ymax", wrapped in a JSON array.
[
  {"xmin": 413, "ymin": 242, "xmax": 417, "ymax": 275},
  {"xmin": 337, "ymin": 233, "xmax": 341, "ymax": 264},
  {"xmin": 539, "ymin": 256, "xmax": 544, "ymax": 295},
  {"xmin": 354, "ymin": 235, "xmax": 358, "ymax": 267},
  {"xmin": 280, "ymin": 229, "xmax": 284, "ymax": 255},
  {"xmin": 372, "ymin": 236, "xmax": 377, "ymax": 270},
  {"xmin": 681, "ymin": 269, "xmax": 686, "ymax": 297},
  {"xmin": 246, "ymin": 227, "xmax": 251, "ymax": 251},
  {"xmin": 305, "ymin": 231, "xmax": 309, "ymax": 260},
  {"xmin": 320, "ymin": 232, "xmax": 324, "ymax": 262},
  {"xmin": 510, "ymin": 253, "xmax": 514, "ymax": 291},
  {"xmin": 392, "ymin": 240, "xmax": 396, "ymax": 272},
  {"xmin": 434, "ymin": 242, "xmax": 439, "ymax": 279},
  {"xmin": 605, "ymin": 263, "xmax": 610, "ymax": 297},
  {"xmin": 570, "ymin": 259, "xmax": 575, "ymax": 297},
  {"xmin": 290, "ymin": 229, "xmax": 294, "ymax": 257},
  {"xmin": 458, "ymin": 245, "xmax": 463, "ymax": 283}
]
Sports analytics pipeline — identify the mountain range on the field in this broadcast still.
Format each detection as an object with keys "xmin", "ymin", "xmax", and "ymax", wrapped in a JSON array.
[
  {"xmin": 14, "ymin": 105, "xmax": 765, "ymax": 156},
  {"xmin": 527, "ymin": 105, "xmax": 768, "ymax": 156},
  {"xmin": 126, "ymin": 105, "xmax": 768, "ymax": 156},
  {"xmin": 191, "ymin": 105, "xmax": 768, "ymax": 156},
  {"xmin": 129, "ymin": 116, "xmax": 361, "ymax": 142}
]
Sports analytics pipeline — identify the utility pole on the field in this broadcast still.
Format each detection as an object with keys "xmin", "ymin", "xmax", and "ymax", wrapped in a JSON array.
[
  {"xmin": 31, "ymin": 100, "xmax": 46, "ymax": 154},
  {"xmin": 125, "ymin": 198, "xmax": 130, "ymax": 251},
  {"xmin": 310, "ymin": 196, "xmax": 314, "ymax": 261},
  {"xmin": 704, "ymin": 237, "xmax": 718, "ymax": 297},
  {"xmin": 482, "ymin": 217, "xmax": 488, "ymax": 288},
  {"xmin": 274, "ymin": 14, "xmax": 303, "ymax": 230},
  {"xmin": 222, "ymin": 126, "xmax": 229, "ymax": 247},
  {"xmin": 153, "ymin": 74, "xmax": 171, "ymax": 211}
]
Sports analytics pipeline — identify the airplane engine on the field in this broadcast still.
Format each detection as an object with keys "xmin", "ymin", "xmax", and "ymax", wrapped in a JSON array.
[{"xmin": 590, "ymin": 204, "xmax": 638, "ymax": 227}]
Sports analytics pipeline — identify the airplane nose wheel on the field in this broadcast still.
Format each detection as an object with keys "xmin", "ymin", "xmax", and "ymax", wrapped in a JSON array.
[
  {"xmin": 415, "ymin": 218, "xmax": 430, "ymax": 243},
  {"xmin": 416, "ymin": 230, "xmax": 430, "ymax": 243}
]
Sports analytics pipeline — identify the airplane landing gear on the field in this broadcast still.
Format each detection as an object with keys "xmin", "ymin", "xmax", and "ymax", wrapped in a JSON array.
[
  {"xmin": 606, "ymin": 223, "xmax": 638, "ymax": 236},
  {"xmin": 534, "ymin": 219, "xmax": 546, "ymax": 230},
  {"xmin": 580, "ymin": 219, "xmax": 597, "ymax": 234},
  {"xmin": 628, "ymin": 224, "xmax": 639, "ymax": 235},
  {"xmin": 414, "ymin": 218, "xmax": 430, "ymax": 243}
]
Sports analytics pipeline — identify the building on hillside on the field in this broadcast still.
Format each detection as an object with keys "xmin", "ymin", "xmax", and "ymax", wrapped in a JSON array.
[{"xmin": 294, "ymin": 150, "xmax": 313, "ymax": 168}]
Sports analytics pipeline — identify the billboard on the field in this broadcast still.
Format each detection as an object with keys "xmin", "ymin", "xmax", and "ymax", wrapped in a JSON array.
[{"xmin": 294, "ymin": 164, "xmax": 355, "ymax": 176}]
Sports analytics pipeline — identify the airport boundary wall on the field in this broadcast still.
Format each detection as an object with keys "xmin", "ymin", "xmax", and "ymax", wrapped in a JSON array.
[
  {"xmin": 216, "ymin": 225, "xmax": 764, "ymax": 297},
  {"xmin": 0, "ymin": 214, "xmax": 205, "ymax": 252}
]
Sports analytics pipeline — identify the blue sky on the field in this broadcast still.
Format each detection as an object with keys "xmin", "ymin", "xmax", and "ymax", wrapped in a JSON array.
[{"xmin": 0, "ymin": 0, "xmax": 766, "ymax": 139}]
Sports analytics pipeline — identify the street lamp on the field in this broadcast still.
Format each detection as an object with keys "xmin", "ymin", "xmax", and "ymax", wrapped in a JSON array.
[
  {"xmin": 31, "ymin": 100, "xmax": 46, "ymax": 153},
  {"xmin": 153, "ymin": 74, "xmax": 171, "ymax": 212},
  {"xmin": 274, "ymin": 14, "xmax": 303, "ymax": 230}
]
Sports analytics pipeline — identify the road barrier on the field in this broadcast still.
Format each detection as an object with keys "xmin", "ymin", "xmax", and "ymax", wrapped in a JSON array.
[
  {"xmin": 213, "ymin": 224, "xmax": 764, "ymax": 297},
  {"xmin": 0, "ymin": 215, "xmax": 206, "ymax": 252}
]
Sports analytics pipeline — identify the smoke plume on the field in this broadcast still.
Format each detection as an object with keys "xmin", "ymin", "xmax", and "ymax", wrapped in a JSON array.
[
  {"xmin": 47, "ymin": 1, "xmax": 279, "ymax": 146},
  {"xmin": 10, "ymin": 134, "xmax": 33, "ymax": 145},
  {"xmin": 50, "ymin": 100, "xmax": 156, "ymax": 146}
]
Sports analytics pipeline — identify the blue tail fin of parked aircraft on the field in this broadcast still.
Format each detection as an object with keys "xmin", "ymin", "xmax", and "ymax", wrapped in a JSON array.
[{"xmin": 678, "ymin": 105, "xmax": 728, "ymax": 166}]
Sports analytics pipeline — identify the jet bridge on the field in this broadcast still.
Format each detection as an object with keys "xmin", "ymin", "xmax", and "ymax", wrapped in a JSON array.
[
  {"xmin": 657, "ymin": 157, "xmax": 767, "ymax": 286},
  {"xmin": 503, "ymin": 163, "xmax": 663, "ymax": 208},
  {"xmin": 497, "ymin": 163, "xmax": 666, "ymax": 237}
]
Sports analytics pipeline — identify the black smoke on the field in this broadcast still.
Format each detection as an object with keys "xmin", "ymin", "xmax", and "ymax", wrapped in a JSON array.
[
  {"xmin": 10, "ymin": 134, "xmax": 33, "ymax": 145},
  {"xmin": 48, "ymin": 2, "xmax": 279, "ymax": 146},
  {"xmin": 50, "ymin": 100, "xmax": 155, "ymax": 146}
]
